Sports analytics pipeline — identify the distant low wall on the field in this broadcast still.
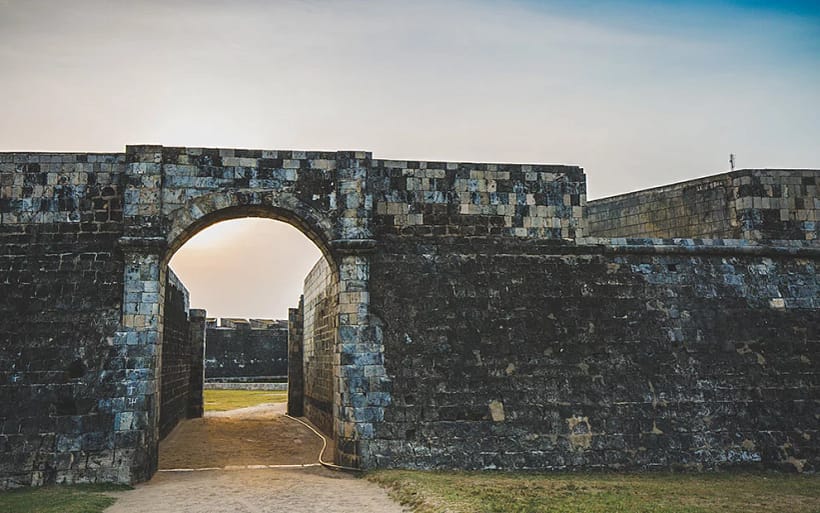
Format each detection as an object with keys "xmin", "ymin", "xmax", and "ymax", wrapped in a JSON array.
[
  {"xmin": 204, "ymin": 382, "xmax": 288, "ymax": 391},
  {"xmin": 204, "ymin": 320, "xmax": 288, "ymax": 380}
]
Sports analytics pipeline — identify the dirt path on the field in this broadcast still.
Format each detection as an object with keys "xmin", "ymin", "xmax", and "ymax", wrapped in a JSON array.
[
  {"xmin": 159, "ymin": 403, "xmax": 323, "ymax": 469},
  {"xmin": 105, "ymin": 404, "xmax": 407, "ymax": 513},
  {"xmin": 105, "ymin": 467, "xmax": 407, "ymax": 513}
]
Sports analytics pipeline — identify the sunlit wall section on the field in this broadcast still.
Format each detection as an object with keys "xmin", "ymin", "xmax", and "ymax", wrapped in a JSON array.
[{"xmin": 301, "ymin": 257, "xmax": 338, "ymax": 436}]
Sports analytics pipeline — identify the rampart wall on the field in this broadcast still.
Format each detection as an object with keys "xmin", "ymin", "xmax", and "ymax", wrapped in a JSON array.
[
  {"xmin": 0, "ymin": 153, "xmax": 127, "ymax": 487},
  {"xmin": 370, "ymin": 159, "xmax": 586, "ymax": 238},
  {"xmin": 287, "ymin": 298, "xmax": 305, "ymax": 417},
  {"xmin": 587, "ymin": 170, "xmax": 818, "ymax": 241}
]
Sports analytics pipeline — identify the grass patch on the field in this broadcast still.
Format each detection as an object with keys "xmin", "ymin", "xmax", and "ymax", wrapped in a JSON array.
[
  {"xmin": 0, "ymin": 483, "xmax": 130, "ymax": 513},
  {"xmin": 203, "ymin": 389, "xmax": 287, "ymax": 411},
  {"xmin": 368, "ymin": 470, "xmax": 820, "ymax": 513}
]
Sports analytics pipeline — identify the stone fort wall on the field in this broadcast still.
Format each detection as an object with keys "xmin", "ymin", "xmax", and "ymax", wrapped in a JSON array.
[
  {"xmin": 0, "ymin": 153, "xmax": 128, "ymax": 487},
  {"xmin": 369, "ymin": 159, "xmax": 586, "ymax": 239},
  {"xmin": 587, "ymin": 169, "xmax": 819, "ymax": 241},
  {"xmin": 0, "ymin": 146, "xmax": 817, "ymax": 488},
  {"xmin": 363, "ymin": 165, "xmax": 819, "ymax": 471},
  {"xmin": 368, "ymin": 237, "xmax": 817, "ymax": 471}
]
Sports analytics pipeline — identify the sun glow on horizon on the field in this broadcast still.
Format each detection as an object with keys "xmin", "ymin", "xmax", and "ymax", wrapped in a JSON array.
[{"xmin": 168, "ymin": 218, "xmax": 323, "ymax": 320}]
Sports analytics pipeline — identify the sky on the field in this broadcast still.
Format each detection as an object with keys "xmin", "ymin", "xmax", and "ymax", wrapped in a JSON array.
[
  {"xmin": 2, "ymin": 0, "xmax": 818, "ymax": 318},
  {"xmin": 168, "ymin": 218, "xmax": 322, "ymax": 320}
]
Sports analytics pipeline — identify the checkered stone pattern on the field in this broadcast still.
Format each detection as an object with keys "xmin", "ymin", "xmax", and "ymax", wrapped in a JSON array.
[
  {"xmin": 156, "ymin": 146, "xmax": 339, "ymax": 220},
  {"xmin": 370, "ymin": 160, "xmax": 586, "ymax": 239},
  {"xmin": 0, "ymin": 153, "xmax": 124, "ymax": 226},
  {"xmin": 732, "ymin": 170, "xmax": 819, "ymax": 241}
]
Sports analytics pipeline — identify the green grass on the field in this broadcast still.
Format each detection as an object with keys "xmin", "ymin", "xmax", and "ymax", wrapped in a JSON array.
[
  {"xmin": 368, "ymin": 470, "xmax": 820, "ymax": 513},
  {"xmin": 203, "ymin": 389, "xmax": 288, "ymax": 411},
  {"xmin": 0, "ymin": 483, "xmax": 130, "ymax": 513}
]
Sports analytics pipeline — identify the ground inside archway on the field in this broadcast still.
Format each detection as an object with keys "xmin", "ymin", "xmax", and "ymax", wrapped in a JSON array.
[
  {"xmin": 159, "ymin": 403, "xmax": 321, "ymax": 469},
  {"xmin": 105, "ymin": 403, "xmax": 406, "ymax": 512}
]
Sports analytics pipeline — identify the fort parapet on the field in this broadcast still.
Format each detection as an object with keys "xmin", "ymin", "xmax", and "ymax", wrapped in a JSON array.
[{"xmin": 587, "ymin": 169, "xmax": 818, "ymax": 240}]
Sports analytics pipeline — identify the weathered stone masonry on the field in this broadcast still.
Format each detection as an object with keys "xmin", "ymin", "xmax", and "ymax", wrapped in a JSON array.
[
  {"xmin": 0, "ymin": 145, "xmax": 817, "ymax": 489},
  {"xmin": 368, "ymin": 237, "xmax": 818, "ymax": 471},
  {"xmin": 0, "ymin": 153, "xmax": 128, "ymax": 487},
  {"xmin": 587, "ymin": 169, "xmax": 819, "ymax": 240},
  {"xmin": 158, "ymin": 270, "xmax": 205, "ymax": 440},
  {"xmin": 299, "ymin": 258, "xmax": 337, "ymax": 436},
  {"xmin": 287, "ymin": 298, "xmax": 305, "ymax": 417}
]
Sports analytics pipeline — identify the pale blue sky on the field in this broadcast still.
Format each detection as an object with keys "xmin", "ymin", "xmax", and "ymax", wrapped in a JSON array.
[{"xmin": 2, "ymin": 0, "xmax": 817, "ymax": 317}]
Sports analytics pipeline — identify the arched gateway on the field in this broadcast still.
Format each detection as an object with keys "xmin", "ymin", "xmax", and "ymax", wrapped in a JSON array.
[
  {"xmin": 118, "ymin": 146, "xmax": 385, "ymax": 478},
  {"xmin": 0, "ymin": 145, "xmax": 817, "ymax": 488}
]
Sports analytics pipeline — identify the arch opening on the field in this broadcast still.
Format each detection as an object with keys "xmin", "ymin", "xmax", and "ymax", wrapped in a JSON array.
[
  {"xmin": 152, "ymin": 209, "xmax": 341, "ymax": 470},
  {"xmin": 163, "ymin": 203, "xmax": 338, "ymax": 270}
]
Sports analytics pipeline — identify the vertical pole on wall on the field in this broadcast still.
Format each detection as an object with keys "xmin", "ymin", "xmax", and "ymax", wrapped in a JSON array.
[
  {"xmin": 114, "ymin": 145, "xmax": 167, "ymax": 482},
  {"xmin": 331, "ymin": 151, "xmax": 389, "ymax": 469}
]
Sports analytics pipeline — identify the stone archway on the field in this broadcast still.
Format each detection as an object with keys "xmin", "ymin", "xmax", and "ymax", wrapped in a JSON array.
[
  {"xmin": 163, "ymin": 191, "xmax": 337, "ymax": 261},
  {"xmin": 116, "ymin": 145, "xmax": 388, "ymax": 481}
]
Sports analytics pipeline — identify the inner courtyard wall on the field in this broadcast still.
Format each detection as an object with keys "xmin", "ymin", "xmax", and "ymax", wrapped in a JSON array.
[
  {"xmin": 301, "ymin": 257, "xmax": 338, "ymax": 436},
  {"xmin": 158, "ymin": 270, "xmax": 194, "ymax": 440}
]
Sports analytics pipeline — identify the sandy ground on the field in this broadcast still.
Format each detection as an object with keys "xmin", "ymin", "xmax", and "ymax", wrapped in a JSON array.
[
  {"xmin": 159, "ymin": 403, "xmax": 323, "ymax": 469},
  {"xmin": 105, "ymin": 403, "xmax": 407, "ymax": 513},
  {"xmin": 105, "ymin": 467, "xmax": 407, "ymax": 513}
]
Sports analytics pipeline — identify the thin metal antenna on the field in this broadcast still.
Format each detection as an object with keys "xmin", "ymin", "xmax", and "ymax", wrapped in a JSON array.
[{"xmin": 729, "ymin": 153, "xmax": 736, "ymax": 171}]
